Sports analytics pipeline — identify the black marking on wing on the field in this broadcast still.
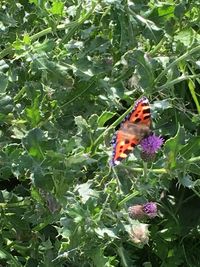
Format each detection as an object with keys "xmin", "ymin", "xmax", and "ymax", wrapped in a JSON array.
[
  {"xmin": 116, "ymin": 157, "xmax": 123, "ymax": 162},
  {"xmin": 144, "ymin": 114, "xmax": 151, "ymax": 120},
  {"xmin": 130, "ymin": 143, "xmax": 136, "ymax": 147},
  {"xmin": 141, "ymin": 102, "xmax": 148, "ymax": 106},
  {"xmin": 134, "ymin": 118, "xmax": 141, "ymax": 123},
  {"xmin": 124, "ymin": 149, "xmax": 131, "ymax": 155},
  {"xmin": 143, "ymin": 108, "xmax": 150, "ymax": 114}
]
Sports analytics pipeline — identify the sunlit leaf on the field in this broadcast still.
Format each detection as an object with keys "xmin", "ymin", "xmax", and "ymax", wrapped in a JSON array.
[
  {"xmin": 98, "ymin": 111, "xmax": 115, "ymax": 127},
  {"xmin": 50, "ymin": 1, "xmax": 64, "ymax": 15},
  {"xmin": 75, "ymin": 180, "xmax": 98, "ymax": 204}
]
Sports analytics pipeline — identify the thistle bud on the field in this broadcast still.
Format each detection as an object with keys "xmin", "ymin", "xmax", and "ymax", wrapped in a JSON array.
[{"xmin": 128, "ymin": 205, "xmax": 146, "ymax": 220}]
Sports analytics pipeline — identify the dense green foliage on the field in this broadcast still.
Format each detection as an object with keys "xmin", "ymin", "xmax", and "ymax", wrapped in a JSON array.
[{"xmin": 0, "ymin": 0, "xmax": 200, "ymax": 266}]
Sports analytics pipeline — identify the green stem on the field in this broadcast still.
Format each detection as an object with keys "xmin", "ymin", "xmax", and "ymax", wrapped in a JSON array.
[
  {"xmin": 124, "ymin": 1, "xmax": 134, "ymax": 48},
  {"xmin": 0, "ymin": 200, "xmax": 31, "ymax": 208},
  {"xmin": 112, "ymin": 166, "xmax": 123, "ymax": 194},
  {"xmin": 192, "ymin": 188, "xmax": 200, "ymax": 198},
  {"xmin": 12, "ymin": 244, "xmax": 30, "ymax": 252},
  {"xmin": 118, "ymin": 191, "xmax": 139, "ymax": 207},
  {"xmin": 188, "ymin": 156, "xmax": 200, "ymax": 163},
  {"xmin": 149, "ymin": 37, "xmax": 165, "ymax": 56},
  {"xmin": 117, "ymin": 246, "xmax": 129, "ymax": 267},
  {"xmin": 187, "ymin": 65, "xmax": 200, "ymax": 114},
  {"xmin": 99, "ymin": 167, "xmax": 112, "ymax": 187},
  {"xmin": 154, "ymin": 44, "xmax": 200, "ymax": 85},
  {"xmin": 119, "ymin": 156, "xmax": 200, "ymax": 174},
  {"xmin": 122, "ymin": 166, "xmax": 167, "ymax": 174},
  {"xmin": 98, "ymin": 190, "xmax": 111, "ymax": 220},
  {"xmin": 157, "ymin": 74, "xmax": 200, "ymax": 91},
  {"xmin": 13, "ymin": 86, "xmax": 26, "ymax": 102},
  {"xmin": 143, "ymin": 162, "xmax": 148, "ymax": 180}
]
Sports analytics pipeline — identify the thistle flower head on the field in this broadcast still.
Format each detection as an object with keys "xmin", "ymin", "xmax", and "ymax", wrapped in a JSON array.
[
  {"xmin": 129, "ymin": 223, "xmax": 149, "ymax": 246},
  {"xmin": 140, "ymin": 134, "xmax": 164, "ymax": 161},
  {"xmin": 143, "ymin": 202, "xmax": 157, "ymax": 218},
  {"xmin": 128, "ymin": 202, "xmax": 158, "ymax": 220},
  {"xmin": 140, "ymin": 134, "xmax": 164, "ymax": 154}
]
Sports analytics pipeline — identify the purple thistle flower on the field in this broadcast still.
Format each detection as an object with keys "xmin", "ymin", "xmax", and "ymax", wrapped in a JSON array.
[
  {"xmin": 140, "ymin": 134, "xmax": 164, "ymax": 154},
  {"xmin": 143, "ymin": 202, "xmax": 157, "ymax": 218},
  {"xmin": 128, "ymin": 202, "xmax": 158, "ymax": 220}
]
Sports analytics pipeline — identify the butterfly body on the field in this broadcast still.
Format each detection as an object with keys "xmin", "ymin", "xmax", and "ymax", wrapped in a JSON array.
[
  {"xmin": 120, "ymin": 122, "xmax": 150, "ymax": 139},
  {"xmin": 111, "ymin": 97, "xmax": 151, "ymax": 166}
]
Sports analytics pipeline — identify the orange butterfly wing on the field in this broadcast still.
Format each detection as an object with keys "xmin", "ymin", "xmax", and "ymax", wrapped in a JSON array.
[{"xmin": 110, "ymin": 96, "xmax": 151, "ymax": 166}]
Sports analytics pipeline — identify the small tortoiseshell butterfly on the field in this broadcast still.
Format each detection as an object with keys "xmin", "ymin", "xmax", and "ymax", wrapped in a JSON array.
[{"xmin": 110, "ymin": 96, "xmax": 151, "ymax": 166}]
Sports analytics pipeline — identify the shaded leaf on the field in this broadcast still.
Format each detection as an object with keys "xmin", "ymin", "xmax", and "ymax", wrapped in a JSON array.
[
  {"xmin": 180, "ymin": 136, "xmax": 200, "ymax": 159},
  {"xmin": 164, "ymin": 125, "xmax": 185, "ymax": 169},
  {"xmin": 0, "ymin": 72, "xmax": 8, "ymax": 93},
  {"xmin": 179, "ymin": 174, "xmax": 195, "ymax": 188},
  {"xmin": 22, "ymin": 128, "xmax": 46, "ymax": 159}
]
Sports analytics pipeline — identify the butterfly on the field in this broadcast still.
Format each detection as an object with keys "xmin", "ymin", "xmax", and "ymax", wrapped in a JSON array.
[{"xmin": 110, "ymin": 96, "xmax": 151, "ymax": 166}]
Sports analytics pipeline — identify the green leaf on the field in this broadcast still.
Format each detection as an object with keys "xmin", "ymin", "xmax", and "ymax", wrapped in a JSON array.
[
  {"xmin": 0, "ymin": 60, "xmax": 9, "ymax": 72},
  {"xmin": 179, "ymin": 174, "xmax": 195, "ymax": 188},
  {"xmin": 124, "ymin": 50, "xmax": 154, "ymax": 89},
  {"xmin": 23, "ymin": 33, "xmax": 31, "ymax": 45},
  {"xmin": 153, "ymin": 99, "xmax": 172, "ymax": 110},
  {"xmin": 75, "ymin": 181, "xmax": 98, "ymax": 204},
  {"xmin": 74, "ymin": 116, "xmax": 91, "ymax": 147},
  {"xmin": 0, "ymin": 95, "xmax": 13, "ymax": 114},
  {"xmin": 164, "ymin": 125, "xmax": 185, "ymax": 169},
  {"xmin": 65, "ymin": 154, "xmax": 96, "ymax": 166},
  {"xmin": 22, "ymin": 128, "xmax": 46, "ymax": 159},
  {"xmin": 0, "ymin": 73, "xmax": 8, "ymax": 93},
  {"xmin": 32, "ymin": 171, "xmax": 54, "ymax": 191},
  {"xmin": 174, "ymin": 29, "xmax": 198, "ymax": 47},
  {"xmin": 50, "ymin": 1, "xmax": 64, "ymax": 15},
  {"xmin": 25, "ymin": 97, "xmax": 42, "ymax": 127},
  {"xmin": 174, "ymin": 3, "xmax": 187, "ymax": 18},
  {"xmin": 98, "ymin": 111, "xmax": 115, "ymax": 127},
  {"xmin": 180, "ymin": 136, "xmax": 200, "ymax": 159},
  {"xmin": 90, "ymin": 247, "xmax": 113, "ymax": 267},
  {"xmin": 95, "ymin": 227, "xmax": 118, "ymax": 239},
  {"xmin": 187, "ymin": 163, "xmax": 200, "ymax": 176}
]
